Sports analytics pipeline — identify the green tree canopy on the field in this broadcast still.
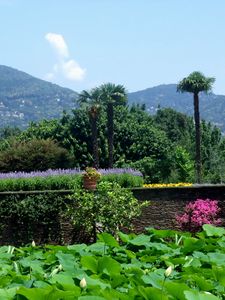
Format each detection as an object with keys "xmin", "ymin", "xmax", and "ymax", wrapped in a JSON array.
[
  {"xmin": 177, "ymin": 71, "xmax": 215, "ymax": 95},
  {"xmin": 78, "ymin": 88, "xmax": 103, "ymax": 168},
  {"xmin": 98, "ymin": 83, "xmax": 127, "ymax": 168}
]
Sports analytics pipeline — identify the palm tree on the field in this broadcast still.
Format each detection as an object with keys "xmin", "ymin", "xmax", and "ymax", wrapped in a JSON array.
[
  {"xmin": 177, "ymin": 71, "xmax": 215, "ymax": 183},
  {"xmin": 78, "ymin": 88, "xmax": 102, "ymax": 168},
  {"xmin": 99, "ymin": 83, "xmax": 127, "ymax": 168}
]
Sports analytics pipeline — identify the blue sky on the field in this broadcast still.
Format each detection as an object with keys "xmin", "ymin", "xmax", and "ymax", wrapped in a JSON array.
[{"xmin": 1, "ymin": 0, "xmax": 225, "ymax": 94}]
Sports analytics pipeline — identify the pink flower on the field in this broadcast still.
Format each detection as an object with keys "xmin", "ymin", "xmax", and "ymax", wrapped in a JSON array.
[{"xmin": 176, "ymin": 199, "xmax": 221, "ymax": 232}]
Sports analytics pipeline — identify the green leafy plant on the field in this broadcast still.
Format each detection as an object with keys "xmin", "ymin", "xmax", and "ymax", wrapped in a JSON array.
[
  {"xmin": 66, "ymin": 181, "xmax": 147, "ymax": 242},
  {"xmin": 0, "ymin": 193, "xmax": 66, "ymax": 245},
  {"xmin": 82, "ymin": 167, "xmax": 101, "ymax": 180},
  {"xmin": 101, "ymin": 173, "xmax": 143, "ymax": 187},
  {"xmin": 0, "ymin": 226, "xmax": 223, "ymax": 298}
]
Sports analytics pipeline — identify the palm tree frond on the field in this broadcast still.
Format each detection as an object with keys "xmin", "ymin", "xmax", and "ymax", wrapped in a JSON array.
[{"xmin": 177, "ymin": 71, "xmax": 215, "ymax": 94}]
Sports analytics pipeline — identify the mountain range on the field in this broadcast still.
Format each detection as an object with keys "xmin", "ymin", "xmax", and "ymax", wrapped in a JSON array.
[
  {"xmin": 0, "ymin": 65, "xmax": 77, "ymax": 128},
  {"xmin": 129, "ymin": 84, "xmax": 225, "ymax": 131},
  {"xmin": 0, "ymin": 65, "xmax": 225, "ymax": 131}
]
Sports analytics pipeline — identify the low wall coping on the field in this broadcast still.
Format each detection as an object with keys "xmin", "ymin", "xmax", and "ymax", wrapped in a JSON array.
[{"xmin": 0, "ymin": 184, "xmax": 224, "ymax": 197}]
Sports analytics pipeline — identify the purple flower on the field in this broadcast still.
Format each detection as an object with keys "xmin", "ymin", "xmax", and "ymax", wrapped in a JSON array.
[
  {"xmin": 0, "ymin": 168, "xmax": 81, "ymax": 179},
  {"xmin": 98, "ymin": 168, "xmax": 143, "ymax": 177},
  {"xmin": 0, "ymin": 168, "xmax": 142, "ymax": 180}
]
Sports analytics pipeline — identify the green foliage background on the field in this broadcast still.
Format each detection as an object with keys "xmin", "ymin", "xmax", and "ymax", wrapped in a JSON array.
[{"xmin": 1, "ymin": 104, "xmax": 222, "ymax": 183}]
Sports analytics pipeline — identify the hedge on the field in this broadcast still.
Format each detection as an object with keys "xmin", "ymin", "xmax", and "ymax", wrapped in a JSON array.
[{"xmin": 0, "ymin": 173, "xmax": 143, "ymax": 191}]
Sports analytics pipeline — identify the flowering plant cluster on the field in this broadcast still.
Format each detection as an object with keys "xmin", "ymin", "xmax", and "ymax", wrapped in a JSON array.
[
  {"xmin": 143, "ymin": 182, "xmax": 192, "ymax": 188},
  {"xmin": 82, "ymin": 167, "xmax": 101, "ymax": 180},
  {"xmin": 0, "ymin": 168, "xmax": 142, "ymax": 180},
  {"xmin": 176, "ymin": 198, "xmax": 221, "ymax": 232}
]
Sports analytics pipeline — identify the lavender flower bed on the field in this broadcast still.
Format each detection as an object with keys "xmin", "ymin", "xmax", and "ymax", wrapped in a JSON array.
[
  {"xmin": 0, "ymin": 168, "xmax": 143, "ymax": 191},
  {"xmin": 99, "ymin": 168, "xmax": 143, "ymax": 177},
  {"xmin": 0, "ymin": 168, "xmax": 142, "ymax": 180},
  {"xmin": 0, "ymin": 169, "xmax": 81, "ymax": 179}
]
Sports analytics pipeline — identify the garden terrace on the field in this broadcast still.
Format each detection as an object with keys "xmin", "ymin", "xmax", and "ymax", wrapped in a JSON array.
[{"xmin": 0, "ymin": 184, "xmax": 225, "ymax": 245}]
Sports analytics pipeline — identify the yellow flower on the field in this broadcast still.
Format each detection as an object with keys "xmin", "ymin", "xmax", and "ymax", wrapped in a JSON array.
[{"xmin": 143, "ymin": 182, "xmax": 192, "ymax": 188}]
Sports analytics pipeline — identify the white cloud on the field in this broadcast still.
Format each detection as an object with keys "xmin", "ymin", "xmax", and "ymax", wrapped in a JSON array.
[
  {"xmin": 45, "ymin": 32, "xmax": 86, "ymax": 82},
  {"xmin": 62, "ymin": 59, "xmax": 86, "ymax": 81},
  {"xmin": 45, "ymin": 33, "xmax": 69, "ymax": 58}
]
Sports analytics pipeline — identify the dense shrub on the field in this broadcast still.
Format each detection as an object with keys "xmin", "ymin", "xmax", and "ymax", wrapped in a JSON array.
[
  {"xmin": 169, "ymin": 146, "xmax": 194, "ymax": 183},
  {"xmin": 176, "ymin": 198, "xmax": 221, "ymax": 232},
  {"xmin": 0, "ymin": 138, "xmax": 73, "ymax": 172},
  {"xmin": 115, "ymin": 157, "xmax": 171, "ymax": 183},
  {"xmin": 67, "ymin": 181, "xmax": 147, "ymax": 241},
  {"xmin": 100, "ymin": 173, "xmax": 143, "ymax": 187},
  {"xmin": 0, "ymin": 181, "xmax": 146, "ymax": 245},
  {"xmin": 0, "ymin": 175, "xmax": 81, "ymax": 191},
  {"xmin": 0, "ymin": 193, "xmax": 67, "ymax": 245}
]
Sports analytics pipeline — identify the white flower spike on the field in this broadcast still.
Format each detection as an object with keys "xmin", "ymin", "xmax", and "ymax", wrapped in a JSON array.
[
  {"xmin": 80, "ymin": 277, "xmax": 87, "ymax": 288},
  {"xmin": 164, "ymin": 266, "xmax": 173, "ymax": 277}
]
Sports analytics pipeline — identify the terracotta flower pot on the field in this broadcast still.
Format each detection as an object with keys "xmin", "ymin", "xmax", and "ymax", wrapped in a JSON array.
[{"xmin": 83, "ymin": 176, "xmax": 97, "ymax": 191}]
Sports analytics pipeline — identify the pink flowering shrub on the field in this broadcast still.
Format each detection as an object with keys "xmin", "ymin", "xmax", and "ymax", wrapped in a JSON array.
[{"xmin": 176, "ymin": 199, "xmax": 221, "ymax": 232}]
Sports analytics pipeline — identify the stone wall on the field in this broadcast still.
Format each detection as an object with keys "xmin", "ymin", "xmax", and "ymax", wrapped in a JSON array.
[
  {"xmin": 131, "ymin": 185, "xmax": 225, "ymax": 232},
  {"xmin": 0, "ymin": 185, "xmax": 225, "ymax": 244}
]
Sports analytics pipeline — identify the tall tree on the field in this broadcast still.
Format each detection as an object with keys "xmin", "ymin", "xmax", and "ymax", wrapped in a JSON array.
[
  {"xmin": 99, "ymin": 83, "xmax": 127, "ymax": 168},
  {"xmin": 78, "ymin": 88, "xmax": 102, "ymax": 168},
  {"xmin": 177, "ymin": 71, "xmax": 215, "ymax": 183}
]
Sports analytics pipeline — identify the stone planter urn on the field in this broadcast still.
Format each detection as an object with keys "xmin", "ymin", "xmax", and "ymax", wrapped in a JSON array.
[{"xmin": 82, "ymin": 167, "xmax": 101, "ymax": 191}]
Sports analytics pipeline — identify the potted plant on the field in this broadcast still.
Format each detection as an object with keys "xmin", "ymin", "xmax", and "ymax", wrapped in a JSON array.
[{"xmin": 82, "ymin": 167, "xmax": 101, "ymax": 190}]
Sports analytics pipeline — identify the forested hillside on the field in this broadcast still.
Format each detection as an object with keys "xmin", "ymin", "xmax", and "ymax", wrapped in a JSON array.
[
  {"xmin": 1, "ymin": 66, "xmax": 225, "ymax": 131},
  {"xmin": 128, "ymin": 84, "xmax": 225, "ymax": 132},
  {"xmin": 0, "ymin": 65, "xmax": 77, "ymax": 128}
]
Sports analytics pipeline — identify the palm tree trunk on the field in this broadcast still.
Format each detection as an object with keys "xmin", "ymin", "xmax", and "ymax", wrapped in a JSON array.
[
  {"xmin": 90, "ymin": 115, "xmax": 99, "ymax": 168},
  {"xmin": 107, "ymin": 103, "xmax": 114, "ymax": 168},
  {"xmin": 193, "ymin": 92, "xmax": 201, "ymax": 183}
]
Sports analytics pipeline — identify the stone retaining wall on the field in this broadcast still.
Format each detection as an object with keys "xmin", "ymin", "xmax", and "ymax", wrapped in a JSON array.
[
  {"xmin": 0, "ymin": 185, "xmax": 225, "ymax": 244},
  {"xmin": 131, "ymin": 185, "xmax": 225, "ymax": 232}
]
